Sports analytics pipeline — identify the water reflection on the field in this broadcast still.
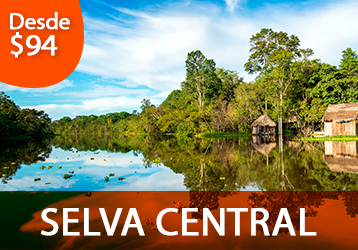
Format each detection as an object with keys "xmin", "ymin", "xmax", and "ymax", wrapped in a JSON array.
[
  {"xmin": 324, "ymin": 141, "xmax": 358, "ymax": 173},
  {"xmin": 252, "ymin": 136, "xmax": 277, "ymax": 166},
  {"xmin": 1, "ymin": 135, "xmax": 358, "ymax": 191},
  {"xmin": 0, "ymin": 139, "xmax": 52, "ymax": 184}
]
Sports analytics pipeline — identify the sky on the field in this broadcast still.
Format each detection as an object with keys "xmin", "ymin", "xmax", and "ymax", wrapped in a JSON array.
[{"xmin": 1, "ymin": 0, "xmax": 358, "ymax": 120}]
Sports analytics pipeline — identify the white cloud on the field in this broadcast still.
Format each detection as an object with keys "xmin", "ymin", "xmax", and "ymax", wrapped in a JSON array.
[
  {"xmin": 224, "ymin": 0, "xmax": 242, "ymax": 12},
  {"xmin": 57, "ymin": 84, "xmax": 152, "ymax": 99},
  {"xmin": 24, "ymin": 96, "xmax": 161, "ymax": 119},
  {"xmin": 0, "ymin": 79, "xmax": 74, "ymax": 93},
  {"xmin": 76, "ymin": 0, "xmax": 358, "ymax": 92},
  {"xmin": 7, "ymin": 0, "xmax": 358, "ymax": 119}
]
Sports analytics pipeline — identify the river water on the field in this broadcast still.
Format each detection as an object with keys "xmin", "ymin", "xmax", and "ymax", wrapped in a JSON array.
[{"xmin": 1, "ymin": 135, "xmax": 358, "ymax": 191}]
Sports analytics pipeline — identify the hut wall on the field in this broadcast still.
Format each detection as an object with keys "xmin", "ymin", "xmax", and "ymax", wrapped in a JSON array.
[
  {"xmin": 332, "ymin": 120, "xmax": 357, "ymax": 136},
  {"xmin": 325, "ymin": 141, "xmax": 358, "ymax": 157},
  {"xmin": 325, "ymin": 141, "xmax": 333, "ymax": 155},
  {"xmin": 252, "ymin": 127, "xmax": 257, "ymax": 134}
]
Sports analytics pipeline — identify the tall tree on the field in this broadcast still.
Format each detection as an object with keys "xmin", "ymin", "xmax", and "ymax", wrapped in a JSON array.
[
  {"xmin": 245, "ymin": 28, "xmax": 311, "ymax": 135},
  {"xmin": 181, "ymin": 50, "xmax": 220, "ymax": 111}
]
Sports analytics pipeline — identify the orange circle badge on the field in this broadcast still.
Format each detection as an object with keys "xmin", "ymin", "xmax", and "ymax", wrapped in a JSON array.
[{"xmin": 0, "ymin": 0, "xmax": 84, "ymax": 88}]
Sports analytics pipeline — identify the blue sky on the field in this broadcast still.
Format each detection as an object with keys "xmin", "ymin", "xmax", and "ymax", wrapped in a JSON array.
[{"xmin": 1, "ymin": 0, "xmax": 358, "ymax": 120}]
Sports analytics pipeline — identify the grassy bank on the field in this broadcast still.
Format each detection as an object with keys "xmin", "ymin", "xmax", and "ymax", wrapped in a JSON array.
[
  {"xmin": 197, "ymin": 132, "xmax": 251, "ymax": 138},
  {"xmin": 301, "ymin": 135, "xmax": 358, "ymax": 141}
]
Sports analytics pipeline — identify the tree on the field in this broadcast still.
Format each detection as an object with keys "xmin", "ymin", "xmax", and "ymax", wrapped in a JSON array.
[
  {"xmin": 245, "ymin": 28, "xmax": 312, "ymax": 135},
  {"xmin": 215, "ymin": 68, "xmax": 243, "ymax": 102},
  {"xmin": 310, "ymin": 48, "xmax": 358, "ymax": 108},
  {"xmin": 244, "ymin": 28, "xmax": 301, "ymax": 75},
  {"xmin": 181, "ymin": 50, "xmax": 220, "ymax": 111},
  {"xmin": 0, "ymin": 92, "xmax": 52, "ymax": 137},
  {"xmin": 232, "ymin": 82, "xmax": 262, "ymax": 132}
]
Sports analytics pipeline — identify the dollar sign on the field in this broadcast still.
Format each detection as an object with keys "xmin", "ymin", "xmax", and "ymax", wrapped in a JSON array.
[{"xmin": 11, "ymin": 32, "xmax": 23, "ymax": 58}]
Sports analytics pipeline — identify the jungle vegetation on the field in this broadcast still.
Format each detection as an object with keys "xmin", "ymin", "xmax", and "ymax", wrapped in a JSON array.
[
  {"xmin": 2, "ymin": 28, "xmax": 357, "ymax": 138},
  {"xmin": 51, "ymin": 29, "xmax": 358, "ymax": 137},
  {"xmin": 0, "ymin": 92, "xmax": 52, "ymax": 138}
]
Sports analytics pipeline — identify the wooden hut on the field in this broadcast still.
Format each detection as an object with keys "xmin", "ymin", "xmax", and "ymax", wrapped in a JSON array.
[
  {"xmin": 324, "ymin": 141, "xmax": 358, "ymax": 173},
  {"xmin": 251, "ymin": 114, "xmax": 276, "ymax": 135},
  {"xmin": 252, "ymin": 136, "xmax": 277, "ymax": 166},
  {"xmin": 323, "ymin": 155, "xmax": 358, "ymax": 173},
  {"xmin": 252, "ymin": 141, "xmax": 277, "ymax": 156},
  {"xmin": 322, "ymin": 103, "xmax": 358, "ymax": 136}
]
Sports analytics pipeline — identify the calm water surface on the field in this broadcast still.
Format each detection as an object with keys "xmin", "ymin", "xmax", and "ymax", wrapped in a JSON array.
[{"xmin": 1, "ymin": 135, "xmax": 358, "ymax": 191}]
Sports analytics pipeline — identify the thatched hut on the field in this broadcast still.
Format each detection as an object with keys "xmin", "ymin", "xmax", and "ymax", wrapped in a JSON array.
[
  {"xmin": 324, "ymin": 141, "xmax": 358, "ymax": 173},
  {"xmin": 325, "ymin": 141, "xmax": 358, "ymax": 157},
  {"xmin": 252, "ymin": 136, "xmax": 277, "ymax": 166},
  {"xmin": 324, "ymin": 155, "xmax": 358, "ymax": 173},
  {"xmin": 322, "ymin": 103, "xmax": 358, "ymax": 136},
  {"xmin": 251, "ymin": 114, "xmax": 276, "ymax": 135},
  {"xmin": 252, "ymin": 142, "xmax": 277, "ymax": 156}
]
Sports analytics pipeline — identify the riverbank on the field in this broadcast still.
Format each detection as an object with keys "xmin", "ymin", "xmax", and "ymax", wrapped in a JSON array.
[
  {"xmin": 197, "ymin": 132, "xmax": 251, "ymax": 138},
  {"xmin": 301, "ymin": 135, "xmax": 358, "ymax": 141}
]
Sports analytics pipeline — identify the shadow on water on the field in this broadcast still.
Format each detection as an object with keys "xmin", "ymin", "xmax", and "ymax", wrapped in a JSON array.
[
  {"xmin": 1, "ymin": 134, "xmax": 358, "ymax": 191},
  {"xmin": 1, "ymin": 191, "xmax": 358, "ymax": 249}
]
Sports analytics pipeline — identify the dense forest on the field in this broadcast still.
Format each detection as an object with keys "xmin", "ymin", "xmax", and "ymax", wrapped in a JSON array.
[
  {"xmin": 51, "ymin": 28, "xmax": 358, "ymax": 137},
  {"xmin": 0, "ymin": 92, "xmax": 52, "ymax": 138}
]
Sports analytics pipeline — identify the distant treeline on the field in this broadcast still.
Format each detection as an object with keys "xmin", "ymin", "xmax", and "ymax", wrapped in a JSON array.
[{"xmin": 0, "ymin": 92, "xmax": 52, "ymax": 138}]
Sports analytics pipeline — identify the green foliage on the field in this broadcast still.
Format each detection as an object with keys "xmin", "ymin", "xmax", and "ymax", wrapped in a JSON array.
[
  {"xmin": 302, "ymin": 135, "xmax": 358, "ymax": 141},
  {"xmin": 50, "ymin": 30, "xmax": 358, "ymax": 139},
  {"xmin": 244, "ymin": 28, "xmax": 302, "ymax": 74},
  {"xmin": 0, "ymin": 92, "xmax": 52, "ymax": 138}
]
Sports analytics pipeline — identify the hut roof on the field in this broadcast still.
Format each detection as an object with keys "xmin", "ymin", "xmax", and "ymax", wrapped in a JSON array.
[
  {"xmin": 322, "ymin": 103, "xmax": 358, "ymax": 122},
  {"xmin": 324, "ymin": 155, "xmax": 358, "ymax": 173},
  {"xmin": 252, "ymin": 142, "xmax": 277, "ymax": 156},
  {"xmin": 251, "ymin": 114, "xmax": 277, "ymax": 127}
]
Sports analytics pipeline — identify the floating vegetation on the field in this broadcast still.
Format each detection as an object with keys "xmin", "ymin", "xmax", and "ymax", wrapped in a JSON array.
[
  {"xmin": 69, "ymin": 171, "xmax": 74, "ymax": 174},
  {"xmin": 63, "ymin": 174, "xmax": 74, "ymax": 179},
  {"xmin": 94, "ymin": 152, "xmax": 99, "ymax": 154},
  {"xmin": 40, "ymin": 165, "xmax": 46, "ymax": 170},
  {"xmin": 34, "ymin": 178, "xmax": 41, "ymax": 182},
  {"xmin": 109, "ymin": 173, "xmax": 115, "ymax": 177},
  {"xmin": 78, "ymin": 167, "xmax": 82, "ymax": 169},
  {"xmin": 58, "ymin": 166, "xmax": 62, "ymax": 169},
  {"xmin": 153, "ymin": 157, "xmax": 162, "ymax": 166},
  {"xmin": 118, "ymin": 177, "xmax": 125, "ymax": 181},
  {"xmin": 45, "ymin": 182, "xmax": 51, "ymax": 185},
  {"xmin": 104, "ymin": 176, "xmax": 110, "ymax": 182},
  {"xmin": 90, "ymin": 158, "xmax": 94, "ymax": 160},
  {"xmin": 47, "ymin": 166, "xmax": 53, "ymax": 170}
]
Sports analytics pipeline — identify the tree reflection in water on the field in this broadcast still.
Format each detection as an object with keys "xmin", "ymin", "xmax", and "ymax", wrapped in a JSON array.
[
  {"xmin": 2, "ymin": 134, "xmax": 358, "ymax": 191},
  {"xmin": 0, "ymin": 139, "xmax": 52, "ymax": 184}
]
